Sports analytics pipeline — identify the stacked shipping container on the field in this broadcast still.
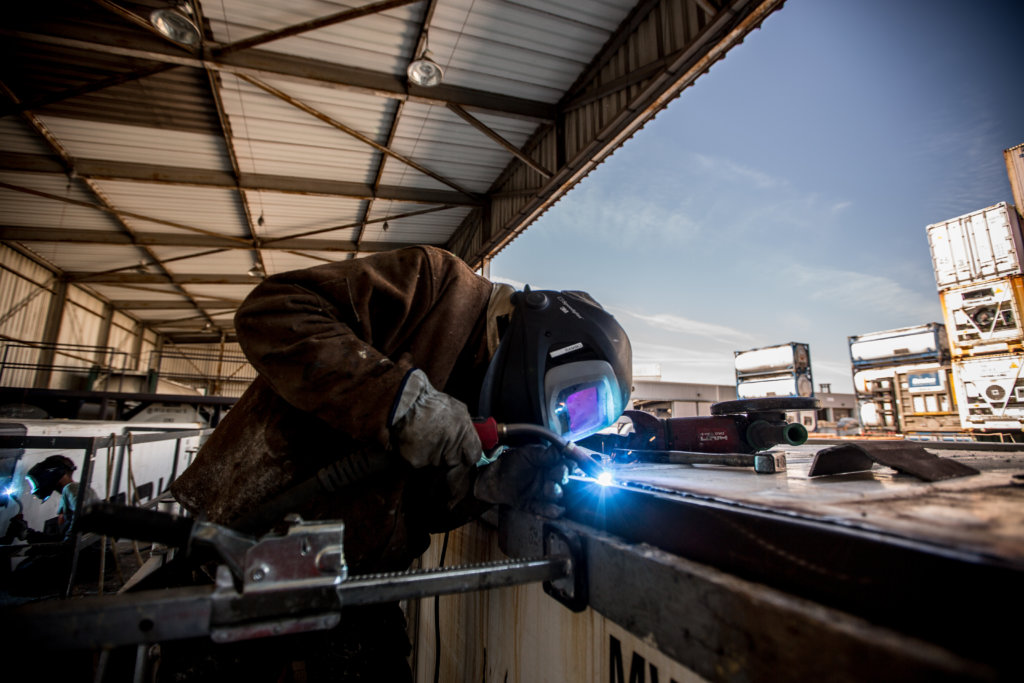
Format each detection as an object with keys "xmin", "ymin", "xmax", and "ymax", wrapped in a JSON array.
[
  {"xmin": 927, "ymin": 201, "xmax": 1024, "ymax": 433},
  {"xmin": 733, "ymin": 343, "xmax": 817, "ymax": 428},
  {"xmin": 734, "ymin": 343, "xmax": 814, "ymax": 399},
  {"xmin": 847, "ymin": 324, "xmax": 957, "ymax": 434}
]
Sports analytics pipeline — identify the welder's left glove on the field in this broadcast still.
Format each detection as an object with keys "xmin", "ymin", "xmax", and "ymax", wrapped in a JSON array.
[
  {"xmin": 473, "ymin": 443, "xmax": 570, "ymax": 518},
  {"xmin": 390, "ymin": 369, "xmax": 483, "ymax": 504}
]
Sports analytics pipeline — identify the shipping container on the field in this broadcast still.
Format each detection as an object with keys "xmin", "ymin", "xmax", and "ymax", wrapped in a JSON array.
[
  {"xmin": 736, "ymin": 372, "xmax": 814, "ymax": 398},
  {"xmin": 851, "ymin": 362, "xmax": 950, "ymax": 433},
  {"xmin": 940, "ymin": 276, "xmax": 1024, "ymax": 356},
  {"xmin": 0, "ymin": 420, "xmax": 202, "ymax": 542},
  {"xmin": 893, "ymin": 368, "xmax": 960, "ymax": 432},
  {"xmin": 927, "ymin": 202, "xmax": 1024, "ymax": 289},
  {"xmin": 952, "ymin": 353, "xmax": 1024, "ymax": 430},
  {"xmin": 1006, "ymin": 143, "xmax": 1024, "ymax": 214},
  {"xmin": 848, "ymin": 323, "xmax": 948, "ymax": 369},
  {"xmin": 734, "ymin": 342, "xmax": 810, "ymax": 375},
  {"xmin": 734, "ymin": 342, "xmax": 813, "ymax": 399}
]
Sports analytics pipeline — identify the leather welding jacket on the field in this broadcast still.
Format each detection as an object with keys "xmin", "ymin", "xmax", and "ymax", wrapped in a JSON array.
[{"xmin": 170, "ymin": 246, "xmax": 493, "ymax": 572}]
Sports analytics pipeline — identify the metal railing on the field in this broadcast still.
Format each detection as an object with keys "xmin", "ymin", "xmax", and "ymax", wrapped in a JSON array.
[
  {"xmin": 0, "ymin": 342, "xmax": 133, "ymax": 391},
  {"xmin": 147, "ymin": 349, "xmax": 256, "ymax": 397}
]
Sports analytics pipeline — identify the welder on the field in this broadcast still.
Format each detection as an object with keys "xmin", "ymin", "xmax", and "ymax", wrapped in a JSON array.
[
  {"xmin": 164, "ymin": 245, "xmax": 632, "ymax": 681},
  {"xmin": 2, "ymin": 455, "xmax": 99, "ymax": 595}
]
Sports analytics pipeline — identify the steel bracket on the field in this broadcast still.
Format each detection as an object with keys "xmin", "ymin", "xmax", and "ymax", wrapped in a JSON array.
[{"xmin": 542, "ymin": 523, "xmax": 587, "ymax": 612}]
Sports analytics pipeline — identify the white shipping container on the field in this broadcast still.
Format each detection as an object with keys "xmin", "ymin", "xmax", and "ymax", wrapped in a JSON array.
[
  {"xmin": 848, "ymin": 324, "xmax": 946, "ymax": 366},
  {"xmin": 941, "ymin": 278, "xmax": 1024, "ymax": 354},
  {"xmin": 734, "ymin": 342, "xmax": 810, "ymax": 374},
  {"xmin": 927, "ymin": 202, "xmax": 1024, "ymax": 289},
  {"xmin": 952, "ymin": 354, "xmax": 1024, "ymax": 429},
  {"xmin": 0, "ymin": 420, "xmax": 202, "ymax": 539},
  {"xmin": 736, "ymin": 372, "xmax": 813, "ymax": 398}
]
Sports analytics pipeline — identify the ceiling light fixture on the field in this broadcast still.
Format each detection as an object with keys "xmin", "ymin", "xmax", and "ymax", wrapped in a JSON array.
[
  {"xmin": 407, "ymin": 31, "xmax": 443, "ymax": 87},
  {"xmin": 150, "ymin": 4, "xmax": 201, "ymax": 48},
  {"xmin": 247, "ymin": 263, "xmax": 265, "ymax": 278}
]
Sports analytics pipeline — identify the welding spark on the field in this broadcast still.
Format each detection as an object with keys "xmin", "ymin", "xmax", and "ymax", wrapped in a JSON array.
[
  {"xmin": 596, "ymin": 471, "xmax": 614, "ymax": 487},
  {"xmin": 3, "ymin": 484, "xmax": 17, "ymax": 498}
]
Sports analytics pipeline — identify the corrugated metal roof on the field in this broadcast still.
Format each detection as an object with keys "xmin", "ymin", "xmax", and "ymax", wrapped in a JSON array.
[
  {"xmin": 36, "ymin": 116, "xmax": 230, "ymax": 170},
  {"xmin": 0, "ymin": 0, "xmax": 785, "ymax": 343}
]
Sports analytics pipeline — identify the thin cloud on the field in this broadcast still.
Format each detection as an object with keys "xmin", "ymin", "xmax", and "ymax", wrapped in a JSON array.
[
  {"xmin": 782, "ymin": 264, "xmax": 939, "ymax": 321},
  {"xmin": 615, "ymin": 308, "xmax": 757, "ymax": 346},
  {"xmin": 692, "ymin": 153, "xmax": 785, "ymax": 189},
  {"xmin": 551, "ymin": 184, "xmax": 702, "ymax": 249}
]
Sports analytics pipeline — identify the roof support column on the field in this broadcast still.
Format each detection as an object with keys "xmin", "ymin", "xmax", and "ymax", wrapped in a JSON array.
[
  {"xmin": 34, "ymin": 278, "xmax": 67, "ymax": 389},
  {"xmin": 94, "ymin": 301, "xmax": 114, "ymax": 367}
]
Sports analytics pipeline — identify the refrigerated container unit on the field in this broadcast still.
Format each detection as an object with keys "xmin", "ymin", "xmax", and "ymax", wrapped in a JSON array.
[
  {"xmin": 848, "ymin": 323, "xmax": 949, "ymax": 370},
  {"xmin": 952, "ymin": 353, "xmax": 1024, "ymax": 432},
  {"xmin": 893, "ymin": 367, "xmax": 960, "ymax": 433},
  {"xmin": 927, "ymin": 202, "xmax": 1024, "ymax": 290},
  {"xmin": 940, "ymin": 276, "xmax": 1024, "ymax": 357}
]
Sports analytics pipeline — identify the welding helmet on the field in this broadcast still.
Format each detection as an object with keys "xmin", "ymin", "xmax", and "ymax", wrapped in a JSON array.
[
  {"xmin": 26, "ymin": 455, "xmax": 75, "ymax": 501},
  {"xmin": 479, "ymin": 288, "xmax": 631, "ymax": 442}
]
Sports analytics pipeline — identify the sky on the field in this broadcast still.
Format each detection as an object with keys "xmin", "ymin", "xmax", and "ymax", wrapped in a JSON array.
[{"xmin": 489, "ymin": 0, "xmax": 1024, "ymax": 394}]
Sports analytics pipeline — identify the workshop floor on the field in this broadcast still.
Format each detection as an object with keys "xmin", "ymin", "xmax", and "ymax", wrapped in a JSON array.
[{"xmin": 0, "ymin": 538, "xmax": 150, "ymax": 606}]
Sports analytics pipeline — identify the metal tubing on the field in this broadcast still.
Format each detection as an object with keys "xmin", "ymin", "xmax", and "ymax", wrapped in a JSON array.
[{"xmin": 64, "ymin": 437, "xmax": 99, "ymax": 597}]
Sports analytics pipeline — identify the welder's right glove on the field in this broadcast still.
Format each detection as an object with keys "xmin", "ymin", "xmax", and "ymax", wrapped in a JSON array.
[
  {"xmin": 389, "ymin": 369, "xmax": 483, "ymax": 502},
  {"xmin": 473, "ymin": 443, "xmax": 571, "ymax": 518}
]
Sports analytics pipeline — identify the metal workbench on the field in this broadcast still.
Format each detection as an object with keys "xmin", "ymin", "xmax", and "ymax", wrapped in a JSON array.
[{"xmin": 499, "ymin": 440, "xmax": 1023, "ymax": 681}]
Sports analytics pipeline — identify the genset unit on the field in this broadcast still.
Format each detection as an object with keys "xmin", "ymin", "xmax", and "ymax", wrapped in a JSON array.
[
  {"xmin": 734, "ymin": 343, "xmax": 813, "ymax": 399},
  {"xmin": 952, "ymin": 353, "xmax": 1024, "ymax": 430},
  {"xmin": 940, "ymin": 277, "xmax": 1024, "ymax": 356}
]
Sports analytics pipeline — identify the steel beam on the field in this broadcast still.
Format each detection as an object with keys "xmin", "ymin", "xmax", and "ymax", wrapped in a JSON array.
[
  {"xmin": 66, "ymin": 273, "xmax": 259, "ymax": 284},
  {"xmin": 215, "ymin": 0, "xmax": 425, "ymax": 56},
  {"xmin": 1, "ymin": 29, "xmax": 554, "ymax": 122},
  {"xmin": 0, "ymin": 225, "xmax": 437, "ymax": 253},
  {"xmin": 0, "ymin": 152, "xmax": 480, "ymax": 205}
]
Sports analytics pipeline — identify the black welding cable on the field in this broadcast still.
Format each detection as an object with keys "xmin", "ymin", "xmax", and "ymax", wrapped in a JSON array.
[{"xmin": 433, "ymin": 530, "xmax": 449, "ymax": 683}]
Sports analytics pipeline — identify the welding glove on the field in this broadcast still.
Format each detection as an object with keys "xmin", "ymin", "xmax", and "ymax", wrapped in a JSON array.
[
  {"xmin": 389, "ymin": 369, "xmax": 483, "ymax": 493},
  {"xmin": 473, "ymin": 443, "xmax": 571, "ymax": 518}
]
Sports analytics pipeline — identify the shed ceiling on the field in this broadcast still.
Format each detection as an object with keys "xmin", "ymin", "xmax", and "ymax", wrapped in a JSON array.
[{"xmin": 0, "ymin": 0, "xmax": 783, "ymax": 342}]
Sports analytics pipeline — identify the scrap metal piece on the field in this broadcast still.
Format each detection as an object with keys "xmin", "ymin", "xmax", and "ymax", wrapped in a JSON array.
[{"xmin": 808, "ymin": 441, "xmax": 980, "ymax": 481}]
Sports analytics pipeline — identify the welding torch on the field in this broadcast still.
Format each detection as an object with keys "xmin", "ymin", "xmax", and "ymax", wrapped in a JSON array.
[{"xmin": 472, "ymin": 418, "xmax": 606, "ymax": 479}]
